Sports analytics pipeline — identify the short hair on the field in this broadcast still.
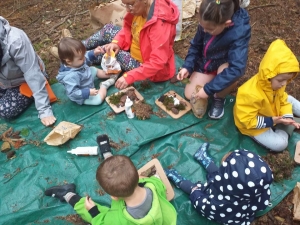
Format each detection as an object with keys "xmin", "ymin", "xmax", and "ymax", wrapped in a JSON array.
[
  {"xmin": 96, "ymin": 155, "xmax": 139, "ymax": 197},
  {"xmin": 199, "ymin": 0, "xmax": 239, "ymax": 24},
  {"xmin": 58, "ymin": 37, "xmax": 86, "ymax": 64}
]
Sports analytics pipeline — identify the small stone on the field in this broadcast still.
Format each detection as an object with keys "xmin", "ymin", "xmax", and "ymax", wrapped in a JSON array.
[
  {"xmin": 1, "ymin": 141, "xmax": 11, "ymax": 153},
  {"xmin": 6, "ymin": 151, "xmax": 16, "ymax": 160},
  {"xmin": 171, "ymin": 108, "xmax": 179, "ymax": 114},
  {"xmin": 180, "ymin": 100, "xmax": 187, "ymax": 106}
]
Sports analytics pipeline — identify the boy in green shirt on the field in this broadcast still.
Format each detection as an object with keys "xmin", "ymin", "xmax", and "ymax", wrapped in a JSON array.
[{"xmin": 44, "ymin": 135, "xmax": 176, "ymax": 225}]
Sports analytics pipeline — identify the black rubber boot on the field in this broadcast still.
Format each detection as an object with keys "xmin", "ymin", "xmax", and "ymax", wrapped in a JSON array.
[
  {"xmin": 44, "ymin": 183, "xmax": 76, "ymax": 202},
  {"xmin": 96, "ymin": 134, "xmax": 112, "ymax": 158}
]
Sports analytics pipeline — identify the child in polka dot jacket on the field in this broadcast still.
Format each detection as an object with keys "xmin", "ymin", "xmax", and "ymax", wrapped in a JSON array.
[{"xmin": 165, "ymin": 143, "xmax": 273, "ymax": 225}]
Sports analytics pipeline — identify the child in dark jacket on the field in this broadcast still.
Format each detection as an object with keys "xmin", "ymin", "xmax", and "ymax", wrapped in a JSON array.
[
  {"xmin": 177, "ymin": 0, "xmax": 251, "ymax": 119},
  {"xmin": 56, "ymin": 37, "xmax": 118, "ymax": 105},
  {"xmin": 45, "ymin": 135, "xmax": 177, "ymax": 225},
  {"xmin": 165, "ymin": 143, "xmax": 273, "ymax": 225}
]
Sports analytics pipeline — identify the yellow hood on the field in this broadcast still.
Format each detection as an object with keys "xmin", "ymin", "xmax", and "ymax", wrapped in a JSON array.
[{"xmin": 257, "ymin": 39, "xmax": 299, "ymax": 92}]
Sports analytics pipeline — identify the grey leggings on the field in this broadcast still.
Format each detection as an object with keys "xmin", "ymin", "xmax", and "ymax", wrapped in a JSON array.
[{"xmin": 253, "ymin": 95, "xmax": 300, "ymax": 152}]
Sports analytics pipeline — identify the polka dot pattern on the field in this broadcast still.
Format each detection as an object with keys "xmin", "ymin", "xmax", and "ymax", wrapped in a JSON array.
[{"xmin": 189, "ymin": 149, "xmax": 272, "ymax": 224}]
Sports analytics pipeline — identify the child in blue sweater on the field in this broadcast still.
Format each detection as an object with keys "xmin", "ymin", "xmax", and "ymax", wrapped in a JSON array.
[{"xmin": 56, "ymin": 37, "xmax": 118, "ymax": 105}]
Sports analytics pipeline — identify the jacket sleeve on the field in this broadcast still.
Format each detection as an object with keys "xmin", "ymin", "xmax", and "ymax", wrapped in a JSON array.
[
  {"xmin": 10, "ymin": 32, "xmax": 53, "ymax": 118},
  {"xmin": 63, "ymin": 75, "xmax": 90, "ymax": 101},
  {"xmin": 182, "ymin": 25, "xmax": 204, "ymax": 75},
  {"xmin": 235, "ymin": 93, "xmax": 266, "ymax": 130},
  {"xmin": 113, "ymin": 15, "xmax": 132, "ymax": 51},
  {"xmin": 203, "ymin": 24, "xmax": 251, "ymax": 96},
  {"xmin": 280, "ymin": 92, "xmax": 293, "ymax": 118},
  {"xmin": 85, "ymin": 51, "xmax": 98, "ymax": 66},
  {"xmin": 189, "ymin": 189, "xmax": 209, "ymax": 210},
  {"xmin": 122, "ymin": 20, "xmax": 176, "ymax": 84}
]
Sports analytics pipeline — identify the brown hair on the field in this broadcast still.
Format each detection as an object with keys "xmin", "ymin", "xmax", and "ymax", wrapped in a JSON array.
[
  {"xmin": 96, "ymin": 155, "xmax": 139, "ymax": 197},
  {"xmin": 199, "ymin": 0, "xmax": 240, "ymax": 24},
  {"xmin": 58, "ymin": 37, "xmax": 86, "ymax": 65}
]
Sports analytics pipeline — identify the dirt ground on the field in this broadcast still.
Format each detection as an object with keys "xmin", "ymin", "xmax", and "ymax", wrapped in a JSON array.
[{"xmin": 1, "ymin": 0, "xmax": 300, "ymax": 224}]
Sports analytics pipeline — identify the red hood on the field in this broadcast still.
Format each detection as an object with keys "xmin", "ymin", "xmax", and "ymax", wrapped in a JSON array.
[{"xmin": 151, "ymin": 0, "xmax": 179, "ymax": 25}]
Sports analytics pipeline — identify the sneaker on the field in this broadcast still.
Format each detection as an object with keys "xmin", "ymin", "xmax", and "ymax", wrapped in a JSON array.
[
  {"xmin": 208, "ymin": 97, "xmax": 225, "ymax": 119},
  {"xmin": 96, "ymin": 134, "xmax": 112, "ymax": 158},
  {"xmin": 44, "ymin": 183, "xmax": 76, "ymax": 202},
  {"xmin": 61, "ymin": 29, "xmax": 72, "ymax": 38},
  {"xmin": 194, "ymin": 143, "xmax": 212, "ymax": 169},
  {"xmin": 49, "ymin": 46, "xmax": 59, "ymax": 60},
  {"xmin": 164, "ymin": 169, "xmax": 186, "ymax": 188}
]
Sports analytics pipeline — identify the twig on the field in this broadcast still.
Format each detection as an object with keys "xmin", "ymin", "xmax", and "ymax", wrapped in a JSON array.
[
  {"xmin": 182, "ymin": 21, "xmax": 196, "ymax": 33},
  {"xmin": 248, "ymin": 4, "xmax": 277, "ymax": 11},
  {"xmin": 3, "ymin": 162, "xmax": 39, "ymax": 184},
  {"xmin": 27, "ymin": 15, "xmax": 41, "ymax": 26},
  {"xmin": 251, "ymin": 21, "xmax": 257, "ymax": 28},
  {"xmin": 5, "ymin": 3, "xmax": 36, "ymax": 18}
]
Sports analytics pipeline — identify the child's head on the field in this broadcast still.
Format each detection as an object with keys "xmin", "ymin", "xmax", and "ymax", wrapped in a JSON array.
[
  {"xmin": 270, "ymin": 72, "xmax": 297, "ymax": 91},
  {"xmin": 96, "ymin": 155, "xmax": 139, "ymax": 198},
  {"xmin": 58, "ymin": 37, "xmax": 86, "ymax": 68},
  {"xmin": 199, "ymin": 0, "xmax": 239, "ymax": 35}
]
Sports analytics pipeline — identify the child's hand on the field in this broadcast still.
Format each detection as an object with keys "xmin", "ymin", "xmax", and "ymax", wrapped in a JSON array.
[
  {"xmin": 273, "ymin": 117, "xmax": 300, "ymax": 128},
  {"xmin": 177, "ymin": 68, "xmax": 189, "ymax": 80},
  {"xmin": 85, "ymin": 196, "xmax": 96, "ymax": 211},
  {"xmin": 105, "ymin": 43, "xmax": 120, "ymax": 55},
  {"xmin": 194, "ymin": 87, "xmax": 208, "ymax": 99},
  {"xmin": 94, "ymin": 46, "xmax": 105, "ymax": 56},
  {"xmin": 90, "ymin": 88, "xmax": 99, "ymax": 96},
  {"xmin": 115, "ymin": 76, "xmax": 128, "ymax": 90}
]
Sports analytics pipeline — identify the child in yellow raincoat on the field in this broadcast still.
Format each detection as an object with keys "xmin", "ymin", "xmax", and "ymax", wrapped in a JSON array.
[{"xmin": 234, "ymin": 39, "xmax": 300, "ymax": 152}]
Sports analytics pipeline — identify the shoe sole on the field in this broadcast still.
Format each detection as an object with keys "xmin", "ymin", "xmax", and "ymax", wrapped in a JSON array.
[
  {"xmin": 208, "ymin": 109, "xmax": 224, "ymax": 119},
  {"xmin": 208, "ymin": 99, "xmax": 226, "ymax": 119},
  {"xmin": 194, "ymin": 142, "xmax": 210, "ymax": 159},
  {"xmin": 96, "ymin": 134, "xmax": 111, "ymax": 155}
]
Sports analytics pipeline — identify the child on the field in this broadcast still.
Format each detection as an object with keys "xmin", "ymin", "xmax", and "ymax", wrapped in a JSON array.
[
  {"xmin": 56, "ymin": 37, "xmax": 118, "ymax": 105},
  {"xmin": 165, "ymin": 143, "xmax": 273, "ymax": 225},
  {"xmin": 45, "ymin": 134, "xmax": 177, "ymax": 225},
  {"xmin": 0, "ymin": 16, "xmax": 56, "ymax": 126},
  {"xmin": 234, "ymin": 39, "xmax": 300, "ymax": 152},
  {"xmin": 177, "ymin": 0, "xmax": 251, "ymax": 119}
]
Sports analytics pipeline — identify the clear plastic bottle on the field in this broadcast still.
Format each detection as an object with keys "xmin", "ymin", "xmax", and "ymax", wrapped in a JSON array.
[
  {"xmin": 67, "ymin": 146, "xmax": 98, "ymax": 155},
  {"xmin": 125, "ymin": 96, "xmax": 135, "ymax": 119}
]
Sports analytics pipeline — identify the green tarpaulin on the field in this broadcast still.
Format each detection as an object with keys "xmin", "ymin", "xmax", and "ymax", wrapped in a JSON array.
[{"xmin": 1, "ymin": 56, "xmax": 299, "ymax": 225}]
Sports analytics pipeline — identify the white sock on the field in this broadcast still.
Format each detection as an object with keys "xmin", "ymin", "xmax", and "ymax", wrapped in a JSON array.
[
  {"xmin": 103, "ymin": 152, "xmax": 113, "ymax": 159},
  {"xmin": 100, "ymin": 74, "xmax": 119, "ymax": 89},
  {"xmin": 63, "ymin": 192, "xmax": 76, "ymax": 202}
]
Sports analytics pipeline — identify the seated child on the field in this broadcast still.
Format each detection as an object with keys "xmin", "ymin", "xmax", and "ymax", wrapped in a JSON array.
[
  {"xmin": 56, "ymin": 37, "xmax": 118, "ymax": 105},
  {"xmin": 234, "ymin": 39, "xmax": 300, "ymax": 152},
  {"xmin": 165, "ymin": 142, "xmax": 273, "ymax": 225},
  {"xmin": 44, "ymin": 134, "xmax": 177, "ymax": 225}
]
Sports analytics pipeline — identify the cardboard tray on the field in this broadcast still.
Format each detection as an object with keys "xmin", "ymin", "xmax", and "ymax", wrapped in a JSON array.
[
  {"xmin": 295, "ymin": 141, "xmax": 300, "ymax": 164},
  {"xmin": 105, "ymin": 87, "xmax": 144, "ymax": 113},
  {"xmin": 138, "ymin": 158, "xmax": 175, "ymax": 201},
  {"xmin": 155, "ymin": 90, "xmax": 191, "ymax": 119}
]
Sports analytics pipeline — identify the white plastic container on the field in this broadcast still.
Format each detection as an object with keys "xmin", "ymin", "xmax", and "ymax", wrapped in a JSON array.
[
  {"xmin": 67, "ymin": 146, "xmax": 98, "ymax": 155},
  {"xmin": 124, "ymin": 96, "xmax": 135, "ymax": 119}
]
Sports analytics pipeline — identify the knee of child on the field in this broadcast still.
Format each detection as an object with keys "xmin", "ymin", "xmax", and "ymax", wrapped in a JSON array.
[
  {"xmin": 271, "ymin": 139, "xmax": 288, "ymax": 152},
  {"xmin": 217, "ymin": 63, "xmax": 229, "ymax": 74}
]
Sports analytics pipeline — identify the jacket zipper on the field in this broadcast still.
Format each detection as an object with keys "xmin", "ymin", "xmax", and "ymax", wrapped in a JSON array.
[{"xmin": 203, "ymin": 36, "xmax": 216, "ymax": 72}]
